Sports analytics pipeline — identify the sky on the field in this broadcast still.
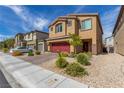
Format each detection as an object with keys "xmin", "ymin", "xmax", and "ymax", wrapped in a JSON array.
[{"xmin": 0, "ymin": 5, "xmax": 121, "ymax": 41}]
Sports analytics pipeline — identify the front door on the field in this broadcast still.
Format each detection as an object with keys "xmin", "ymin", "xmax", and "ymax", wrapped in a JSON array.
[{"xmin": 83, "ymin": 42, "xmax": 89, "ymax": 52}]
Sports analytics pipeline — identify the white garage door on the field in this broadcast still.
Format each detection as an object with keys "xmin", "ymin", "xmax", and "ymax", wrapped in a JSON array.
[{"xmin": 38, "ymin": 44, "xmax": 43, "ymax": 51}]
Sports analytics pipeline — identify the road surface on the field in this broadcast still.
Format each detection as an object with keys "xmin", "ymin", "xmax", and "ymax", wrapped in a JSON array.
[{"xmin": 0, "ymin": 70, "xmax": 11, "ymax": 88}]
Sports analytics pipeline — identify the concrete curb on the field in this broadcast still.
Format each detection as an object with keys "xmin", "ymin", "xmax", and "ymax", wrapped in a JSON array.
[
  {"xmin": 0, "ymin": 52, "xmax": 89, "ymax": 88},
  {"xmin": 0, "ymin": 63, "xmax": 22, "ymax": 88}
]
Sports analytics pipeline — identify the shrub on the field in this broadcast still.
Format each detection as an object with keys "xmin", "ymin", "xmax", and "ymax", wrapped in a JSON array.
[
  {"xmin": 35, "ymin": 51, "xmax": 41, "ymax": 55},
  {"xmin": 65, "ymin": 63, "xmax": 88, "ymax": 77},
  {"xmin": 86, "ymin": 52, "xmax": 92, "ymax": 58},
  {"xmin": 61, "ymin": 52, "xmax": 69, "ymax": 57},
  {"xmin": 56, "ymin": 57, "xmax": 68, "ymax": 68},
  {"xmin": 77, "ymin": 53, "xmax": 91, "ymax": 66},
  {"xmin": 56, "ymin": 52, "xmax": 68, "ymax": 68},
  {"xmin": 12, "ymin": 51, "xmax": 23, "ymax": 56},
  {"xmin": 3, "ymin": 48, "xmax": 8, "ymax": 53},
  {"xmin": 28, "ymin": 51, "xmax": 34, "ymax": 56}
]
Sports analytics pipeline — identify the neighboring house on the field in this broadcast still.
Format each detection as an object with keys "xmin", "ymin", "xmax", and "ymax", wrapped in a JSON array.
[
  {"xmin": 47, "ymin": 13, "xmax": 103, "ymax": 54},
  {"xmin": 15, "ymin": 30, "xmax": 48, "ymax": 52},
  {"xmin": 104, "ymin": 36, "xmax": 114, "ymax": 53},
  {"xmin": 15, "ymin": 33, "xmax": 26, "ymax": 47},
  {"xmin": 24, "ymin": 30, "xmax": 48, "ymax": 51},
  {"xmin": 113, "ymin": 6, "xmax": 124, "ymax": 55}
]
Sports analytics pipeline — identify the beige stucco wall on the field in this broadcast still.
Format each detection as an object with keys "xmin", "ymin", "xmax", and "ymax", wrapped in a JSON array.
[
  {"xmin": 67, "ymin": 19, "xmax": 76, "ymax": 35},
  {"xmin": 96, "ymin": 20, "xmax": 103, "ymax": 54},
  {"xmin": 114, "ymin": 22, "xmax": 124, "ymax": 55},
  {"xmin": 27, "ymin": 40, "xmax": 36, "ymax": 45},
  {"xmin": 114, "ymin": 10, "xmax": 124, "ymax": 55}
]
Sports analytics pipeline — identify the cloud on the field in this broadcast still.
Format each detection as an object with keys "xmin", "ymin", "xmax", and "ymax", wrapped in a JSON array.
[
  {"xmin": 4, "ymin": 5, "xmax": 28, "ymax": 21},
  {"xmin": 0, "ymin": 34, "xmax": 13, "ymax": 41},
  {"xmin": 33, "ymin": 18, "xmax": 49, "ymax": 30},
  {"xmin": 101, "ymin": 6, "xmax": 121, "ymax": 39},
  {"xmin": 4, "ymin": 5, "xmax": 49, "ymax": 31},
  {"xmin": 74, "ymin": 6, "xmax": 85, "ymax": 13}
]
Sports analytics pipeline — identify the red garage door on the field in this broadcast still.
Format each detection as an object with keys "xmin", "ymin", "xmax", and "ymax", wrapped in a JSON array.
[{"xmin": 50, "ymin": 42, "xmax": 70, "ymax": 53}]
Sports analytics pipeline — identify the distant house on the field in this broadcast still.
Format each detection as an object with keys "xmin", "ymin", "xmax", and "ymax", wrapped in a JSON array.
[
  {"xmin": 113, "ymin": 6, "xmax": 124, "ymax": 55},
  {"xmin": 104, "ymin": 36, "xmax": 114, "ymax": 53},
  {"xmin": 15, "ymin": 33, "xmax": 26, "ymax": 47},
  {"xmin": 47, "ymin": 13, "xmax": 103, "ymax": 54},
  {"xmin": 24, "ymin": 30, "xmax": 48, "ymax": 51},
  {"xmin": 15, "ymin": 30, "xmax": 48, "ymax": 52}
]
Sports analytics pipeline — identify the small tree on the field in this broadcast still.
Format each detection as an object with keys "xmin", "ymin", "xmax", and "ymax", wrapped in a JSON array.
[
  {"xmin": 0, "ymin": 42, "xmax": 4, "ymax": 49},
  {"xmin": 68, "ymin": 33, "xmax": 82, "ymax": 54},
  {"xmin": 4, "ymin": 38, "xmax": 15, "ymax": 49}
]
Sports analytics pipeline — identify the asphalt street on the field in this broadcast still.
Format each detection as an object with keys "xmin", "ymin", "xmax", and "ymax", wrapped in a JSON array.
[{"xmin": 0, "ymin": 70, "xmax": 11, "ymax": 88}]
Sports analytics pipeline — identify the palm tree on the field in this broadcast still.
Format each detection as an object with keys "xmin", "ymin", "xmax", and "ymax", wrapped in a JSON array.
[{"xmin": 68, "ymin": 33, "xmax": 82, "ymax": 54}]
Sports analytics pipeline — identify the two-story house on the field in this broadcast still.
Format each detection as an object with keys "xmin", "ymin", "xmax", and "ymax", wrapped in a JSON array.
[
  {"xmin": 47, "ymin": 13, "xmax": 103, "ymax": 54},
  {"xmin": 24, "ymin": 30, "xmax": 48, "ymax": 51},
  {"xmin": 113, "ymin": 6, "xmax": 124, "ymax": 55},
  {"xmin": 15, "ymin": 30, "xmax": 48, "ymax": 52}
]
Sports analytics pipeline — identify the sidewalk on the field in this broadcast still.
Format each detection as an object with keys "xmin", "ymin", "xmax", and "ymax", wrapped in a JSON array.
[{"xmin": 0, "ymin": 52, "xmax": 89, "ymax": 88}]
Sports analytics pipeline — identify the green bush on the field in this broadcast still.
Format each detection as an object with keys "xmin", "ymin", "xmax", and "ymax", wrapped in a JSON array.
[
  {"xmin": 28, "ymin": 51, "xmax": 34, "ymax": 56},
  {"xmin": 35, "ymin": 51, "xmax": 41, "ymax": 55},
  {"xmin": 56, "ymin": 52, "xmax": 68, "ymax": 68},
  {"xmin": 65, "ymin": 63, "xmax": 88, "ymax": 77},
  {"xmin": 56, "ymin": 57, "xmax": 68, "ymax": 68},
  {"xmin": 61, "ymin": 52, "xmax": 69, "ymax": 57},
  {"xmin": 3, "ymin": 48, "xmax": 8, "ymax": 53},
  {"xmin": 77, "ymin": 53, "xmax": 91, "ymax": 66},
  {"xmin": 12, "ymin": 51, "xmax": 23, "ymax": 56},
  {"xmin": 85, "ymin": 52, "xmax": 92, "ymax": 58}
]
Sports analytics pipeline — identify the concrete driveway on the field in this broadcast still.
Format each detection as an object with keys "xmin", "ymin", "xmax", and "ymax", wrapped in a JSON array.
[{"xmin": 17, "ymin": 52, "xmax": 57, "ymax": 65}]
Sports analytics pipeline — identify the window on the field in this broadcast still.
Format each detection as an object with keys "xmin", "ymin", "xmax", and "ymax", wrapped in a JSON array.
[
  {"xmin": 67, "ymin": 20, "xmax": 72, "ymax": 26},
  {"xmin": 81, "ymin": 19, "xmax": 92, "ymax": 30},
  {"xmin": 55, "ymin": 23, "xmax": 62, "ymax": 33}
]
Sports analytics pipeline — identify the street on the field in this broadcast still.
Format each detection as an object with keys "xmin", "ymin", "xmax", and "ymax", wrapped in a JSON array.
[{"xmin": 0, "ymin": 70, "xmax": 11, "ymax": 88}]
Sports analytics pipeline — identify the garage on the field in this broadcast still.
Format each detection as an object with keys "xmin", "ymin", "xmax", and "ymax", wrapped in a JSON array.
[
  {"xmin": 50, "ymin": 42, "xmax": 70, "ymax": 53},
  {"xmin": 38, "ymin": 44, "xmax": 43, "ymax": 52}
]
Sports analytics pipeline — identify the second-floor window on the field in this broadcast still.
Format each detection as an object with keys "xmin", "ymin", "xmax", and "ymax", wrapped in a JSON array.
[
  {"xmin": 55, "ymin": 23, "xmax": 62, "ymax": 33},
  {"xmin": 67, "ymin": 20, "xmax": 72, "ymax": 27},
  {"xmin": 81, "ymin": 19, "xmax": 92, "ymax": 30}
]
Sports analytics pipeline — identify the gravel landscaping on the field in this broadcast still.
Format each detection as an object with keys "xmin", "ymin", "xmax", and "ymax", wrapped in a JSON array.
[{"xmin": 38, "ymin": 53, "xmax": 124, "ymax": 88}]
